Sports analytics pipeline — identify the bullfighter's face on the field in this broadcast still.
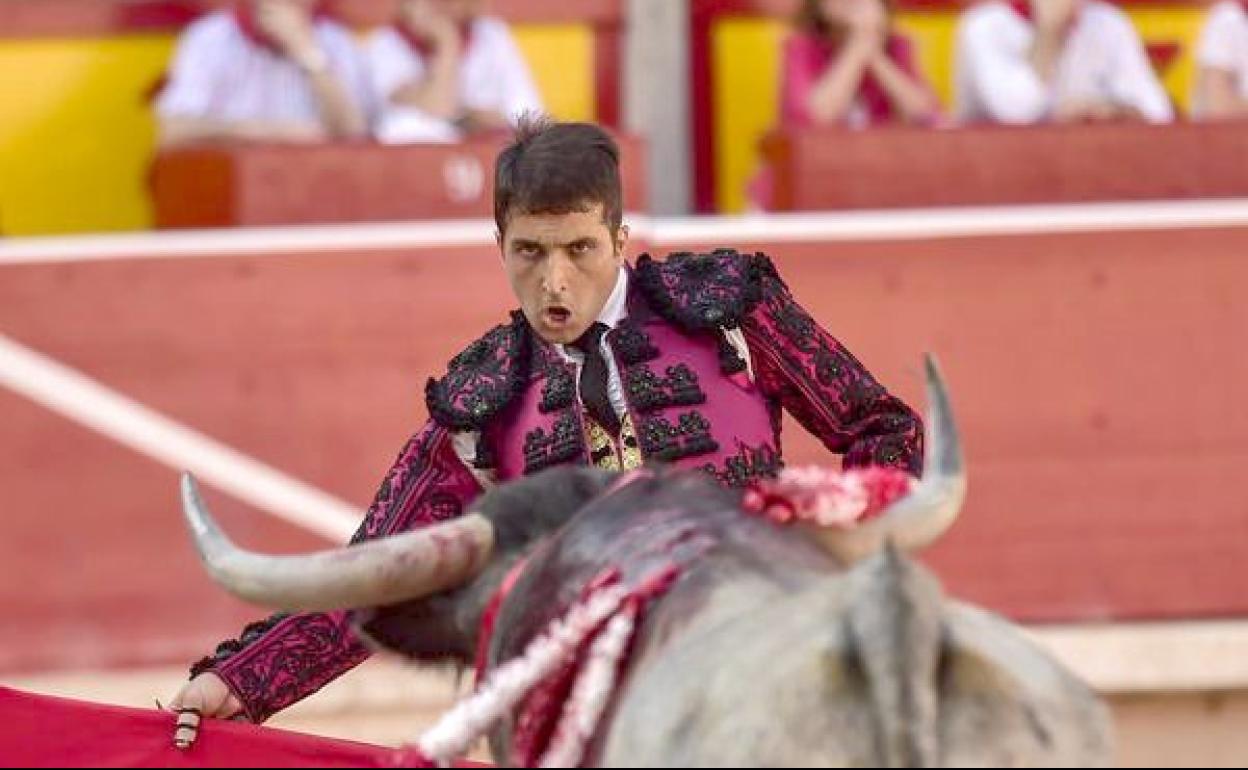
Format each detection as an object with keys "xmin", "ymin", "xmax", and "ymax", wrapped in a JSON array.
[{"xmin": 499, "ymin": 204, "xmax": 629, "ymax": 345}]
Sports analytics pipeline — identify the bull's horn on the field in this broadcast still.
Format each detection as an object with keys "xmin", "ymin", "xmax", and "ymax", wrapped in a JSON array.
[
  {"xmin": 812, "ymin": 354, "xmax": 966, "ymax": 564},
  {"xmin": 180, "ymin": 473, "xmax": 495, "ymax": 611}
]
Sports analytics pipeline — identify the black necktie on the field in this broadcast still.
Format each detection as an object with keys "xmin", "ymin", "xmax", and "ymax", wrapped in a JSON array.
[{"xmin": 571, "ymin": 322, "xmax": 621, "ymax": 436}]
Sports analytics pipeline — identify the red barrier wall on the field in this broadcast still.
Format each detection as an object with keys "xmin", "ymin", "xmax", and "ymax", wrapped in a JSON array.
[
  {"xmin": 1, "ymin": 224, "xmax": 1246, "ymax": 672},
  {"xmin": 150, "ymin": 137, "xmax": 649, "ymax": 228},
  {"xmin": 763, "ymin": 121, "xmax": 1248, "ymax": 211}
]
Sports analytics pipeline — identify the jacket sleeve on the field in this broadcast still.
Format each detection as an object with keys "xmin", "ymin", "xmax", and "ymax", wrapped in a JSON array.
[
  {"xmin": 190, "ymin": 420, "xmax": 483, "ymax": 723},
  {"xmin": 740, "ymin": 269, "xmax": 924, "ymax": 475}
]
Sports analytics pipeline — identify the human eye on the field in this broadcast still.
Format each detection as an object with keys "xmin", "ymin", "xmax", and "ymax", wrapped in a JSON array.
[{"xmin": 514, "ymin": 242, "xmax": 542, "ymax": 259}]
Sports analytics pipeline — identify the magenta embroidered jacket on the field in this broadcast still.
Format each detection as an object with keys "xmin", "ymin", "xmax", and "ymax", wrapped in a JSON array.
[{"xmin": 192, "ymin": 250, "xmax": 923, "ymax": 722}]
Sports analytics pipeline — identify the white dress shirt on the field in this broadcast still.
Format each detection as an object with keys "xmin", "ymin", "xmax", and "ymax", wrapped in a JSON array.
[
  {"xmin": 1192, "ymin": 0, "xmax": 1248, "ymax": 117},
  {"xmin": 954, "ymin": 0, "xmax": 1174, "ymax": 124},
  {"xmin": 156, "ymin": 11, "xmax": 374, "ymax": 125},
  {"xmin": 366, "ymin": 16, "xmax": 545, "ymax": 143}
]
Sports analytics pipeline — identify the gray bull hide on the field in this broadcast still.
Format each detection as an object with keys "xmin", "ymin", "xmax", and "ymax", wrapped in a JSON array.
[{"xmin": 181, "ymin": 358, "xmax": 1112, "ymax": 767}]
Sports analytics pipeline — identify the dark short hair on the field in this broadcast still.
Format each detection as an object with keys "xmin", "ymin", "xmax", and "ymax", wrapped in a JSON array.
[
  {"xmin": 494, "ymin": 114, "xmax": 623, "ymax": 235},
  {"xmin": 795, "ymin": 0, "xmax": 895, "ymax": 40}
]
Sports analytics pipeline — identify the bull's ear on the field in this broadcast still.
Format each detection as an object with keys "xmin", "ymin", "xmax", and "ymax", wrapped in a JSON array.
[
  {"xmin": 350, "ymin": 598, "xmax": 473, "ymax": 665},
  {"xmin": 939, "ymin": 607, "xmax": 1114, "ymax": 765}
]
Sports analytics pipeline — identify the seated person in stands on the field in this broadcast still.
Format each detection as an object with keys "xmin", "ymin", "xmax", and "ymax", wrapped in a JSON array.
[
  {"xmin": 749, "ymin": 0, "xmax": 938, "ymax": 210},
  {"xmin": 366, "ymin": 0, "xmax": 545, "ymax": 143},
  {"xmin": 781, "ymin": 0, "xmax": 939, "ymax": 128},
  {"xmin": 1191, "ymin": 0, "xmax": 1248, "ymax": 120},
  {"xmin": 155, "ymin": 0, "xmax": 372, "ymax": 147},
  {"xmin": 954, "ymin": 0, "xmax": 1174, "ymax": 124}
]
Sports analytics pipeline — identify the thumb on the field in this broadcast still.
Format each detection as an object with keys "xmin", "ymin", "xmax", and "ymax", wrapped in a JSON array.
[{"xmin": 172, "ymin": 685, "xmax": 204, "ymax": 750}]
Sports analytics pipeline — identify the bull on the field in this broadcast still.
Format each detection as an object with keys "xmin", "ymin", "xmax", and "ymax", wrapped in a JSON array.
[{"xmin": 180, "ymin": 357, "xmax": 1113, "ymax": 767}]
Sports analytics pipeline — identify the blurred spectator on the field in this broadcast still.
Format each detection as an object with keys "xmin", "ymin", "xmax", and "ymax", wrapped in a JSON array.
[
  {"xmin": 367, "ymin": 0, "xmax": 545, "ymax": 143},
  {"xmin": 954, "ymin": 0, "xmax": 1174, "ymax": 124},
  {"xmin": 749, "ymin": 0, "xmax": 937, "ymax": 211},
  {"xmin": 782, "ymin": 0, "xmax": 939, "ymax": 128},
  {"xmin": 1192, "ymin": 0, "xmax": 1248, "ymax": 119},
  {"xmin": 155, "ymin": 0, "xmax": 371, "ymax": 148}
]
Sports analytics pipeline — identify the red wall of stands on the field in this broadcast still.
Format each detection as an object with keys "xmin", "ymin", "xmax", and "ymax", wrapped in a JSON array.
[
  {"xmin": 1, "ymin": 224, "xmax": 1246, "ymax": 672},
  {"xmin": 149, "ymin": 136, "xmax": 649, "ymax": 227},
  {"xmin": 762, "ymin": 121, "xmax": 1248, "ymax": 210}
]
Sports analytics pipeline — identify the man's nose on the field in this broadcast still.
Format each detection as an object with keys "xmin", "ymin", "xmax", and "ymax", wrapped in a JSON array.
[{"xmin": 543, "ymin": 253, "xmax": 573, "ymax": 294}]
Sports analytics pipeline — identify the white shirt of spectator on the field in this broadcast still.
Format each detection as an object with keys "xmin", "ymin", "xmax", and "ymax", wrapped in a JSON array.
[
  {"xmin": 156, "ymin": 10, "xmax": 373, "ymax": 125},
  {"xmin": 367, "ymin": 16, "xmax": 545, "ymax": 144},
  {"xmin": 954, "ymin": 0, "xmax": 1174, "ymax": 124},
  {"xmin": 1193, "ymin": 0, "xmax": 1248, "ymax": 117}
]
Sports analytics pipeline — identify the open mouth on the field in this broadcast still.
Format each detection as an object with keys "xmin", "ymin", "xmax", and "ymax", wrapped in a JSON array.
[{"xmin": 544, "ymin": 306, "xmax": 571, "ymax": 326}]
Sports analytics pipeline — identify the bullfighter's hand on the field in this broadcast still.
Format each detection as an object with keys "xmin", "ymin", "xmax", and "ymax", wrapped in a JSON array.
[{"xmin": 167, "ymin": 672, "xmax": 243, "ymax": 749}]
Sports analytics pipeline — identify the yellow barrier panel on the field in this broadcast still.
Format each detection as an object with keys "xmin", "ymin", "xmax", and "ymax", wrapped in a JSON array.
[
  {"xmin": 1130, "ymin": 6, "xmax": 1206, "ymax": 104},
  {"xmin": 712, "ymin": 18, "xmax": 785, "ymax": 216},
  {"xmin": 0, "ymin": 25, "xmax": 594, "ymax": 236},
  {"xmin": 515, "ymin": 24, "xmax": 596, "ymax": 124},
  {"xmin": 0, "ymin": 37, "xmax": 174, "ymax": 235}
]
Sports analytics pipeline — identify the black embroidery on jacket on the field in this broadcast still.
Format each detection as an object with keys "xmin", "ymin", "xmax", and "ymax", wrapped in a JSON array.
[
  {"xmin": 717, "ymin": 329, "xmax": 748, "ymax": 375},
  {"xmin": 539, "ymin": 364, "xmax": 576, "ymax": 414},
  {"xmin": 610, "ymin": 321, "xmax": 660, "ymax": 365},
  {"xmin": 189, "ymin": 613, "xmax": 291, "ymax": 679},
  {"xmin": 624, "ymin": 363, "xmax": 707, "ymax": 413},
  {"xmin": 522, "ymin": 413, "xmax": 586, "ymax": 474},
  {"xmin": 697, "ymin": 443, "xmax": 783, "ymax": 488},
  {"xmin": 637, "ymin": 411, "xmax": 720, "ymax": 462},
  {"xmin": 426, "ymin": 310, "xmax": 531, "ymax": 431},
  {"xmin": 635, "ymin": 249, "xmax": 778, "ymax": 331}
]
